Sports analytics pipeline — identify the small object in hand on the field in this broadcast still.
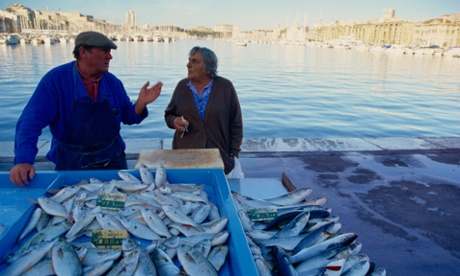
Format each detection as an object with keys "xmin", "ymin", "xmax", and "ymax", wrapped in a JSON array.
[{"xmin": 180, "ymin": 116, "xmax": 189, "ymax": 138}]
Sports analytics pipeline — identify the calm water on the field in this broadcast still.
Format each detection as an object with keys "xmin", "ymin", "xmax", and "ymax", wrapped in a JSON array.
[{"xmin": 1, "ymin": 39, "xmax": 459, "ymax": 142}]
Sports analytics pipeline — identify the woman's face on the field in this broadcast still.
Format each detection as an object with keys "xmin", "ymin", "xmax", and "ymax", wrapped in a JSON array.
[{"xmin": 187, "ymin": 51, "xmax": 209, "ymax": 82}]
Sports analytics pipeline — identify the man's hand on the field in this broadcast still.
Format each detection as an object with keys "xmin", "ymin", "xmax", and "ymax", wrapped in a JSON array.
[
  {"xmin": 10, "ymin": 163, "xmax": 35, "ymax": 186},
  {"xmin": 135, "ymin": 81, "xmax": 163, "ymax": 115}
]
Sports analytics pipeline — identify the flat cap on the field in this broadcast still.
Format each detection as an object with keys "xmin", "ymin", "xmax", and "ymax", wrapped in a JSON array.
[{"xmin": 75, "ymin": 31, "xmax": 117, "ymax": 49}]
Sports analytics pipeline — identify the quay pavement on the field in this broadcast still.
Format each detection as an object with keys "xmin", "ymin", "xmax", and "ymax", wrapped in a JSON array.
[{"xmin": 0, "ymin": 137, "xmax": 459, "ymax": 275}]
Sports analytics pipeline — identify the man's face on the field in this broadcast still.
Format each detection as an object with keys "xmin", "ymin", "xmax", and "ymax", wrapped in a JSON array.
[
  {"xmin": 83, "ymin": 47, "xmax": 113, "ymax": 75},
  {"xmin": 187, "ymin": 52, "xmax": 209, "ymax": 81}
]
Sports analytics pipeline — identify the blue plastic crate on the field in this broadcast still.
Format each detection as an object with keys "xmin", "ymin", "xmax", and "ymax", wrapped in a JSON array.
[
  {"xmin": 0, "ymin": 171, "xmax": 59, "ymax": 263},
  {"xmin": 0, "ymin": 169, "xmax": 257, "ymax": 275}
]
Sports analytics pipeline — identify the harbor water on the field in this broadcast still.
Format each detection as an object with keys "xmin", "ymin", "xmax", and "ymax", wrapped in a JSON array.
[{"xmin": 0, "ymin": 39, "xmax": 459, "ymax": 143}]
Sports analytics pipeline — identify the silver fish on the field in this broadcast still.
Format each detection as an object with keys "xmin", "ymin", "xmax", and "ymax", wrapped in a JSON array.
[
  {"xmin": 141, "ymin": 208, "xmax": 172, "ymax": 238},
  {"xmin": 118, "ymin": 216, "xmax": 162, "ymax": 241},
  {"xmin": 65, "ymin": 206, "xmax": 101, "ymax": 240},
  {"xmin": 51, "ymin": 238, "xmax": 82, "ymax": 276},
  {"xmin": 295, "ymin": 242, "xmax": 363, "ymax": 274},
  {"xmin": 110, "ymin": 180, "xmax": 148, "ymax": 193},
  {"xmin": 263, "ymin": 188, "xmax": 313, "ymax": 206},
  {"xmin": 139, "ymin": 163, "xmax": 154, "ymax": 184},
  {"xmin": 342, "ymin": 259, "xmax": 371, "ymax": 276},
  {"xmin": 82, "ymin": 260, "xmax": 114, "ymax": 276},
  {"xmin": 81, "ymin": 248, "xmax": 122, "ymax": 267},
  {"xmin": 19, "ymin": 207, "xmax": 43, "ymax": 241},
  {"xmin": 341, "ymin": 253, "xmax": 370, "ymax": 273},
  {"xmin": 134, "ymin": 248, "xmax": 157, "ymax": 276},
  {"xmin": 177, "ymin": 244, "xmax": 218, "ymax": 276},
  {"xmin": 37, "ymin": 196, "xmax": 72, "ymax": 221},
  {"xmin": 293, "ymin": 222, "xmax": 342, "ymax": 254},
  {"xmin": 151, "ymin": 247, "xmax": 181, "ymax": 276},
  {"xmin": 289, "ymin": 233, "xmax": 358, "ymax": 264},
  {"xmin": 172, "ymin": 191, "xmax": 209, "ymax": 203},
  {"xmin": 117, "ymin": 170, "xmax": 142, "ymax": 183},
  {"xmin": 272, "ymin": 211, "xmax": 310, "ymax": 239},
  {"xmin": 49, "ymin": 185, "xmax": 81, "ymax": 203},
  {"xmin": 191, "ymin": 203, "xmax": 212, "ymax": 224},
  {"xmin": 369, "ymin": 267, "xmax": 387, "ymax": 276},
  {"xmin": 20, "ymin": 257, "xmax": 54, "ymax": 276},
  {"xmin": 207, "ymin": 244, "xmax": 229, "ymax": 272},
  {"xmin": 154, "ymin": 163, "xmax": 168, "ymax": 188},
  {"xmin": 162, "ymin": 205, "xmax": 204, "ymax": 232},
  {"xmin": 0, "ymin": 240, "xmax": 55, "ymax": 276}
]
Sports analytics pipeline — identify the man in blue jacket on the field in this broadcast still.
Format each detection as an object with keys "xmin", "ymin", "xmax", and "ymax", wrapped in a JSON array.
[{"xmin": 10, "ymin": 31, "xmax": 163, "ymax": 186}]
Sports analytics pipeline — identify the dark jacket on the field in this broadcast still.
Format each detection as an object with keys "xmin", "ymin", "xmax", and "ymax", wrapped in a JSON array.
[{"xmin": 165, "ymin": 76, "xmax": 243, "ymax": 173}]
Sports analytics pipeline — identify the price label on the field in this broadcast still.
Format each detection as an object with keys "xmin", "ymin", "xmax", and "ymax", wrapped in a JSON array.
[
  {"xmin": 91, "ymin": 230, "xmax": 128, "ymax": 249},
  {"xmin": 249, "ymin": 206, "xmax": 278, "ymax": 222},
  {"xmin": 96, "ymin": 192, "xmax": 126, "ymax": 210}
]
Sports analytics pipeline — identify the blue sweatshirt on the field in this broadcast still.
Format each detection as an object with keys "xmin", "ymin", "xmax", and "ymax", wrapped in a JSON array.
[{"xmin": 14, "ymin": 61, "xmax": 147, "ymax": 165}]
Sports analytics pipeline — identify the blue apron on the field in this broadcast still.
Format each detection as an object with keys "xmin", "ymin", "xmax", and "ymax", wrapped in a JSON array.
[{"xmin": 55, "ymin": 65, "xmax": 127, "ymax": 170}]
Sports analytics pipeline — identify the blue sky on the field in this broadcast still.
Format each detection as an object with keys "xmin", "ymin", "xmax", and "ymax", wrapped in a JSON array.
[{"xmin": 2, "ymin": 0, "xmax": 459, "ymax": 30}]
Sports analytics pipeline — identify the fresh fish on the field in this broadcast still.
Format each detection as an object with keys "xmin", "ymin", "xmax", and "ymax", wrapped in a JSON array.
[
  {"xmin": 208, "ymin": 203, "xmax": 221, "ymax": 221},
  {"xmin": 35, "ymin": 211, "xmax": 50, "ymax": 231},
  {"xmin": 118, "ymin": 216, "xmax": 162, "ymax": 241},
  {"xmin": 141, "ymin": 208, "xmax": 172, "ymax": 238},
  {"xmin": 49, "ymin": 185, "xmax": 81, "ymax": 203},
  {"xmin": 0, "ymin": 240, "xmax": 55, "ymax": 276},
  {"xmin": 81, "ymin": 248, "xmax": 122, "ymax": 267},
  {"xmin": 151, "ymin": 247, "xmax": 181, "ymax": 276},
  {"xmin": 342, "ymin": 259, "xmax": 371, "ymax": 276},
  {"xmin": 293, "ymin": 222, "xmax": 342, "ymax": 254},
  {"xmin": 289, "ymin": 233, "xmax": 358, "ymax": 264},
  {"xmin": 20, "ymin": 257, "xmax": 54, "ymax": 276},
  {"xmin": 134, "ymin": 248, "xmax": 158, "ymax": 276},
  {"xmin": 139, "ymin": 163, "xmax": 154, "ymax": 184},
  {"xmin": 272, "ymin": 211, "xmax": 310, "ymax": 239},
  {"xmin": 10, "ymin": 221, "xmax": 72, "ymax": 263},
  {"xmin": 238, "ymin": 210, "xmax": 253, "ymax": 232},
  {"xmin": 369, "ymin": 267, "xmax": 387, "ymax": 276},
  {"xmin": 295, "ymin": 242, "xmax": 363, "ymax": 274},
  {"xmin": 141, "ymin": 190, "xmax": 181, "ymax": 207},
  {"xmin": 155, "ymin": 163, "xmax": 168, "ymax": 188},
  {"xmin": 322, "ymin": 259, "xmax": 347, "ymax": 276},
  {"xmin": 37, "ymin": 196, "xmax": 73, "ymax": 221},
  {"xmin": 110, "ymin": 180, "xmax": 148, "ymax": 193},
  {"xmin": 191, "ymin": 203, "xmax": 212, "ymax": 224},
  {"xmin": 273, "ymin": 246, "xmax": 298, "ymax": 276},
  {"xmin": 263, "ymin": 188, "xmax": 313, "ymax": 206},
  {"xmin": 51, "ymin": 238, "xmax": 82, "ymax": 276},
  {"xmin": 65, "ymin": 206, "xmax": 101, "ymax": 240},
  {"xmin": 177, "ymin": 243, "xmax": 218, "ymax": 276},
  {"xmin": 106, "ymin": 248, "xmax": 140, "ymax": 276},
  {"xmin": 162, "ymin": 205, "xmax": 205, "ymax": 232},
  {"xmin": 172, "ymin": 191, "xmax": 209, "ymax": 203},
  {"xmin": 207, "ymin": 244, "xmax": 229, "ymax": 272},
  {"xmin": 117, "ymin": 170, "xmax": 142, "ymax": 183},
  {"xmin": 254, "ymin": 255, "xmax": 272, "ymax": 276},
  {"xmin": 342, "ymin": 254, "xmax": 370, "ymax": 273},
  {"xmin": 19, "ymin": 207, "xmax": 43, "ymax": 241},
  {"xmin": 254, "ymin": 232, "xmax": 311, "ymax": 251},
  {"xmin": 82, "ymin": 260, "xmax": 114, "ymax": 276},
  {"xmin": 246, "ymin": 229, "xmax": 278, "ymax": 240}
]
